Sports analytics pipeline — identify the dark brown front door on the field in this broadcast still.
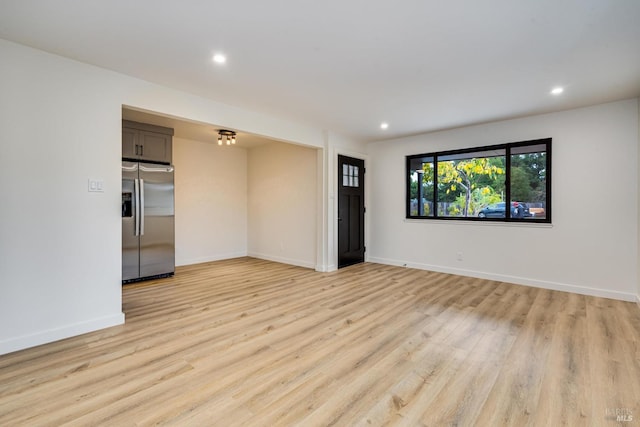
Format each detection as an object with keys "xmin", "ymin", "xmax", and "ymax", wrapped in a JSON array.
[{"xmin": 338, "ymin": 155, "xmax": 365, "ymax": 268}]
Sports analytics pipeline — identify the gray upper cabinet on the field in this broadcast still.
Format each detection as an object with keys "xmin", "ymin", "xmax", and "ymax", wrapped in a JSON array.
[
  {"xmin": 122, "ymin": 120, "xmax": 173, "ymax": 164},
  {"xmin": 121, "ymin": 127, "xmax": 138, "ymax": 159}
]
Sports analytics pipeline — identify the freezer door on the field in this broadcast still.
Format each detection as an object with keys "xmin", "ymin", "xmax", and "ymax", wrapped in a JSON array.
[
  {"xmin": 138, "ymin": 163, "xmax": 175, "ymax": 278},
  {"xmin": 122, "ymin": 161, "xmax": 140, "ymax": 281}
]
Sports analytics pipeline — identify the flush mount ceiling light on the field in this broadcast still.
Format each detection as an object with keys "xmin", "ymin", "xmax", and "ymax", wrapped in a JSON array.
[
  {"xmin": 212, "ymin": 53, "xmax": 227, "ymax": 64},
  {"xmin": 550, "ymin": 87, "xmax": 564, "ymax": 95},
  {"xmin": 217, "ymin": 129, "xmax": 236, "ymax": 146},
  {"xmin": 380, "ymin": 122, "xmax": 389, "ymax": 130}
]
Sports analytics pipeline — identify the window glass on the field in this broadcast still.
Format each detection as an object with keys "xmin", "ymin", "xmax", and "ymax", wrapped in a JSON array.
[
  {"xmin": 510, "ymin": 145, "xmax": 547, "ymax": 220},
  {"xmin": 408, "ymin": 156, "xmax": 434, "ymax": 217},
  {"xmin": 342, "ymin": 163, "xmax": 361, "ymax": 188},
  {"xmin": 437, "ymin": 149, "xmax": 505, "ymax": 218},
  {"xmin": 406, "ymin": 139, "xmax": 551, "ymax": 222}
]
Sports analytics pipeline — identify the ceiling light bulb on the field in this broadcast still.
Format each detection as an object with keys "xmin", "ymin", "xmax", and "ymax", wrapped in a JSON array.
[
  {"xmin": 551, "ymin": 87, "xmax": 564, "ymax": 95},
  {"xmin": 231, "ymin": 136, "xmax": 236, "ymax": 144},
  {"xmin": 226, "ymin": 138, "xmax": 231, "ymax": 145},
  {"xmin": 213, "ymin": 54, "xmax": 227, "ymax": 64},
  {"xmin": 380, "ymin": 122, "xmax": 389, "ymax": 130}
]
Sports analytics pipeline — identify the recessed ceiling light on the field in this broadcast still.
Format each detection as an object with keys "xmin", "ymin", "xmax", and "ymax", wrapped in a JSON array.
[
  {"xmin": 212, "ymin": 54, "xmax": 227, "ymax": 64},
  {"xmin": 550, "ymin": 87, "xmax": 564, "ymax": 95},
  {"xmin": 380, "ymin": 122, "xmax": 389, "ymax": 130}
]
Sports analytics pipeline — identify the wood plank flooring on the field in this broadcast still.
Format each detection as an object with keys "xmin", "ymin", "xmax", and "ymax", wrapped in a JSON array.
[{"xmin": 1, "ymin": 258, "xmax": 639, "ymax": 426}]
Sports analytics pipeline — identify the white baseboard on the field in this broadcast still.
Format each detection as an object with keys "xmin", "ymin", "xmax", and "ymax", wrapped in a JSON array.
[
  {"xmin": 0, "ymin": 312, "xmax": 125, "ymax": 356},
  {"xmin": 368, "ymin": 256, "xmax": 637, "ymax": 302},
  {"xmin": 248, "ymin": 252, "xmax": 315, "ymax": 270},
  {"xmin": 636, "ymin": 294, "xmax": 640, "ymax": 310},
  {"xmin": 315, "ymin": 263, "xmax": 338, "ymax": 272},
  {"xmin": 176, "ymin": 251, "xmax": 248, "ymax": 267}
]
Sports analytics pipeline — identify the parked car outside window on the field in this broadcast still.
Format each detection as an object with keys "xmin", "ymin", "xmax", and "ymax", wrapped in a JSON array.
[{"xmin": 478, "ymin": 202, "xmax": 531, "ymax": 218}]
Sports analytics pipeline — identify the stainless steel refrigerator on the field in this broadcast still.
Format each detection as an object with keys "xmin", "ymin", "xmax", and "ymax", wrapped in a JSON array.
[{"xmin": 122, "ymin": 161, "xmax": 175, "ymax": 282}]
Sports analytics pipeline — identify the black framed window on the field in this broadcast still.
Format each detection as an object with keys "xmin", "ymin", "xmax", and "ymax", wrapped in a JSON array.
[{"xmin": 406, "ymin": 138, "xmax": 551, "ymax": 222}]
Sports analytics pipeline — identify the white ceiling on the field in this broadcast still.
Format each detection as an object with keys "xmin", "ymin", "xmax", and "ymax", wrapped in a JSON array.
[{"xmin": 1, "ymin": 0, "xmax": 639, "ymax": 142}]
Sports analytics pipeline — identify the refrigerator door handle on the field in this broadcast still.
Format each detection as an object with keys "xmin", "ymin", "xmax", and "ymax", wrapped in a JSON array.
[
  {"xmin": 134, "ymin": 178, "xmax": 140, "ymax": 236},
  {"xmin": 139, "ymin": 178, "xmax": 145, "ymax": 236}
]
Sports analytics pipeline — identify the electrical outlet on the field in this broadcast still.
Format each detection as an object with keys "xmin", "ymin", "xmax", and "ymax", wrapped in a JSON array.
[{"xmin": 456, "ymin": 252, "xmax": 463, "ymax": 261}]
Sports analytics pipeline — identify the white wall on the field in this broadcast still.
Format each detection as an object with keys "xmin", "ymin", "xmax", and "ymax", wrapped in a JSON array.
[
  {"xmin": 0, "ymin": 39, "xmax": 327, "ymax": 355},
  {"xmin": 638, "ymin": 98, "xmax": 640, "ymax": 305},
  {"xmin": 0, "ymin": 40, "xmax": 124, "ymax": 354},
  {"xmin": 369, "ymin": 99, "xmax": 639, "ymax": 301},
  {"xmin": 173, "ymin": 137, "xmax": 247, "ymax": 266},
  {"xmin": 248, "ymin": 142, "xmax": 318, "ymax": 268}
]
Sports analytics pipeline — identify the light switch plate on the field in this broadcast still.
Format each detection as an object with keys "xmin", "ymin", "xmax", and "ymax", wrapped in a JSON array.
[{"xmin": 88, "ymin": 178, "xmax": 104, "ymax": 192}]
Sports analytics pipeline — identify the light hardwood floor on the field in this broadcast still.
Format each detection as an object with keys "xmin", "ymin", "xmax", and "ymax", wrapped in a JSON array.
[{"xmin": 1, "ymin": 258, "xmax": 639, "ymax": 426}]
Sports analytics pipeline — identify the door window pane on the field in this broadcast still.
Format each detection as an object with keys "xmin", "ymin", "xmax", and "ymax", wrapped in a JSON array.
[{"xmin": 342, "ymin": 163, "xmax": 361, "ymax": 188}]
